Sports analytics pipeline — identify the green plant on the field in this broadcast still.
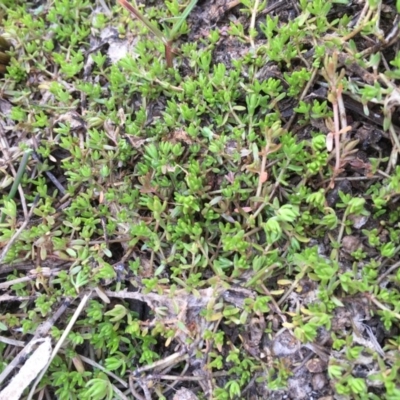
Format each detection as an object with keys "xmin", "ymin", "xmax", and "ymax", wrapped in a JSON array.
[
  {"xmin": 1, "ymin": 0, "xmax": 400, "ymax": 398},
  {"xmin": 118, "ymin": 0, "xmax": 196, "ymax": 68}
]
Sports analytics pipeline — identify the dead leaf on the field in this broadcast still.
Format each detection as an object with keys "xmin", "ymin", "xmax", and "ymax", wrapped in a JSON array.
[
  {"xmin": 0, "ymin": 338, "xmax": 52, "ymax": 400},
  {"xmin": 326, "ymin": 132, "xmax": 334, "ymax": 152},
  {"xmin": 234, "ymin": 206, "xmax": 253, "ymax": 213},
  {"xmin": 259, "ymin": 171, "xmax": 268, "ymax": 183}
]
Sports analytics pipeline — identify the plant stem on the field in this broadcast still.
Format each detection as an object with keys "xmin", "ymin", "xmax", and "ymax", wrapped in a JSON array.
[{"xmin": 118, "ymin": 0, "xmax": 167, "ymax": 44}]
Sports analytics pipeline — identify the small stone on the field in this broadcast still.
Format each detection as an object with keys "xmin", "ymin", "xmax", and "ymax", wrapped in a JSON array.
[
  {"xmin": 342, "ymin": 235, "xmax": 362, "ymax": 254},
  {"xmin": 173, "ymin": 388, "xmax": 198, "ymax": 400},
  {"xmin": 272, "ymin": 331, "xmax": 299, "ymax": 357},
  {"xmin": 312, "ymin": 373, "xmax": 327, "ymax": 391},
  {"xmin": 349, "ymin": 214, "xmax": 369, "ymax": 229},
  {"xmin": 288, "ymin": 377, "xmax": 311, "ymax": 399},
  {"xmin": 306, "ymin": 358, "xmax": 327, "ymax": 373}
]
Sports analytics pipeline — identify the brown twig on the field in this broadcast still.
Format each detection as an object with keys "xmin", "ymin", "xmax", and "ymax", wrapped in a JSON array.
[{"xmin": 322, "ymin": 53, "xmax": 350, "ymax": 187}]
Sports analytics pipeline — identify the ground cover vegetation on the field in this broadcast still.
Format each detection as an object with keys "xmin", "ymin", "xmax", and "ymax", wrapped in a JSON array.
[{"xmin": 0, "ymin": 0, "xmax": 399, "ymax": 398}]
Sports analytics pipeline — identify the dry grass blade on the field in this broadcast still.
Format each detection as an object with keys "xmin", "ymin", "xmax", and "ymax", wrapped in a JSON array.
[
  {"xmin": 0, "ymin": 338, "xmax": 52, "ymax": 400},
  {"xmin": 0, "ymin": 300, "xmax": 70, "ymax": 384},
  {"xmin": 27, "ymin": 292, "xmax": 92, "ymax": 400}
]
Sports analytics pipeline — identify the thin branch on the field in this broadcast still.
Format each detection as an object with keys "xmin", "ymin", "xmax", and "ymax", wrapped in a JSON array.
[
  {"xmin": 377, "ymin": 260, "xmax": 400, "ymax": 284},
  {"xmin": 249, "ymin": 0, "xmax": 260, "ymax": 49},
  {"xmin": 118, "ymin": 0, "xmax": 167, "ymax": 44},
  {"xmin": 129, "ymin": 376, "xmax": 145, "ymax": 400},
  {"xmin": 27, "ymin": 292, "xmax": 92, "ymax": 400}
]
